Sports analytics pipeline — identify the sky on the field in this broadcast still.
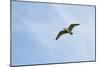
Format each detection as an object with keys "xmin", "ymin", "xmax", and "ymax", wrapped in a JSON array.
[{"xmin": 12, "ymin": 1, "xmax": 95, "ymax": 66}]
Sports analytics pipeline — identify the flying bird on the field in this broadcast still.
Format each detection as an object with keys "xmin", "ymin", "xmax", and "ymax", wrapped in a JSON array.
[{"xmin": 56, "ymin": 24, "xmax": 80, "ymax": 40}]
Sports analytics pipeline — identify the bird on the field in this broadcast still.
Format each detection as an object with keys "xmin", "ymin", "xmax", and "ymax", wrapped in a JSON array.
[{"xmin": 55, "ymin": 24, "xmax": 80, "ymax": 40}]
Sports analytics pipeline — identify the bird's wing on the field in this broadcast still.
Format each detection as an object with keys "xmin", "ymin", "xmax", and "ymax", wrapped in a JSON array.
[
  {"xmin": 56, "ymin": 31, "xmax": 68, "ymax": 40},
  {"xmin": 68, "ymin": 24, "xmax": 80, "ymax": 31}
]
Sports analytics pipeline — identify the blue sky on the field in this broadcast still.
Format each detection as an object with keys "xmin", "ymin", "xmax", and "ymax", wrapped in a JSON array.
[{"xmin": 12, "ymin": 1, "xmax": 95, "ymax": 66}]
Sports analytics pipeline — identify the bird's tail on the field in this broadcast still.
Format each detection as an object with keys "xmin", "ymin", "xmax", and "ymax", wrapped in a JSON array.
[{"xmin": 70, "ymin": 32, "xmax": 73, "ymax": 35}]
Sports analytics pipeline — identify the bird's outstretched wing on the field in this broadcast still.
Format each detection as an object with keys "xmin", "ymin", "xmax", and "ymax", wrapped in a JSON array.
[
  {"xmin": 68, "ymin": 24, "xmax": 80, "ymax": 31},
  {"xmin": 56, "ymin": 31, "xmax": 68, "ymax": 40}
]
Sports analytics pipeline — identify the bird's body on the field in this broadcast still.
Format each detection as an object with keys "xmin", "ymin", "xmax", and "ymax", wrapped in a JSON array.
[
  {"xmin": 56, "ymin": 24, "xmax": 80, "ymax": 40},
  {"xmin": 64, "ymin": 28, "xmax": 73, "ymax": 35}
]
